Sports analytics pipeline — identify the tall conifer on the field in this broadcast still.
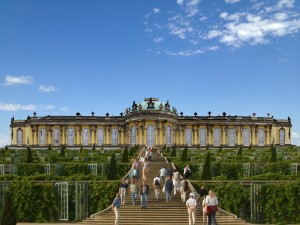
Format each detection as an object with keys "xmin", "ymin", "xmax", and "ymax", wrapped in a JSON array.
[
  {"xmin": 121, "ymin": 146, "xmax": 129, "ymax": 163},
  {"xmin": 201, "ymin": 152, "xmax": 212, "ymax": 180},
  {"xmin": 107, "ymin": 153, "xmax": 118, "ymax": 180},
  {"xmin": 181, "ymin": 145, "xmax": 188, "ymax": 162},
  {"xmin": 1, "ymin": 192, "xmax": 17, "ymax": 225},
  {"xmin": 270, "ymin": 143, "xmax": 277, "ymax": 162},
  {"xmin": 26, "ymin": 146, "xmax": 33, "ymax": 163}
]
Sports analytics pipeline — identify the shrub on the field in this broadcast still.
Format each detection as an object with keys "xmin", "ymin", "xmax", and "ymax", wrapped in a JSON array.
[
  {"xmin": 107, "ymin": 153, "xmax": 118, "ymax": 180},
  {"xmin": 180, "ymin": 145, "xmax": 188, "ymax": 162},
  {"xmin": 201, "ymin": 152, "xmax": 212, "ymax": 180},
  {"xmin": 170, "ymin": 145, "xmax": 176, "ymax": 157},
  {"xmin": 270, "ymin": 143, "xmax": 277, "ymax": 162},
  {"xmin": 121, "ymin": 146, "xmax": 129, "ymax": 163},
  {"xmin": 1, "ymin": 192, "xmax": 17, "ymax": 225},
  {"xmin": 26, "ymin": 146, "xmax": 33, "ymax": 163}
]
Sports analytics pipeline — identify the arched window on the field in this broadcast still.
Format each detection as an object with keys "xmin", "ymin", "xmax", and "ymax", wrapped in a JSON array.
[
  {"xmin": 228, "ymin": 128, "xmax": 235, "ymax": 146},
  {"xmin": 68, "ymin": 128, "xmax": 74, "ymax": 146},
  {"xmin": 82, "ymin": 128, "xmax": 89, "ymax": 146},
  {"xmin": 186, "ymin": 128, "xmax": 192, "ymax": 146},
  {"xmin": 258, "ymin": 128, "xmax": 264, "ymax": 146},
  {"xmin": 130, "ymin": 126, "xmax": 136, "ymax": 145},
  {"xmin": 279, "ymin": 128, "xmax": 285, "ymax": 145},
  {"xmin": 243, "ymin": 128, "xmax": 250, "ymax": 146},
  {"xmin": 40, "ymin": 128, "xmax": 46, "ymax": 145},
  {"xmin": 17, "ymin": 129, "xmax": 23, "ymax": 146},
  {"xmin": 97, "ymin": 128, "xmax": 103, "ymax": 145},
  {"xmin": 214, "ymin": 128, "xmax": 220, "ymax": 146},
  {"xmin": 54, "ymin": 128, "xmax": 60, "ymax": 145},
  {"xmin": 112, "ymin": 128, "xmax": 118, "ymax": 145},
  {"xmin": 166, "ymin": 126, "xmax": 172, "ymax": 146},
  {"xmin": 200, "ymin": 128, "xmax": 206, "ymax": 146},
  {"xmin": 147, "ymin": 125, "xmax": 155, "ymax": 146}
]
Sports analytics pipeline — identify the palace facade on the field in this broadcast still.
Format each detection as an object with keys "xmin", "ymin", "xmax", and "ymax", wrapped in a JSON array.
[{"xmin": 10, "ymin": 97, "xmax": 292, "ymax": 148}]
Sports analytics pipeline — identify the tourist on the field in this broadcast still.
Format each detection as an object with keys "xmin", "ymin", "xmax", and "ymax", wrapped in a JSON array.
[
  {"xmin": 111, "ymin": 193, "xmax": 121, "ymax": 225},
  {"xmin": 153, "ymin": 173, "xmax": 161, "ymax": 201},
  {"xmin": 130, "ymin": 179, "xmax": 138, "ymax": 205},
  {"xmin": 186, "ymin": 193, "xmax": 197, "ymax": 225},
  {"xmin": 119, "ymin": 178, "xmax": 128, "ymax": 205},
  {"xmin": 159, "ymin": 165, "xmax": 167, "ymax": 181},
  {"xmin": 202, "ymin": 195, "xmax": 207, "ymax": 223},
  {"xmin": 165, "ymin": 175, "xmax": 173, "ymax": 202},
  {"xmin": 180, "ymin": 177, "xmax": 188, "ymax": 202},
  {"xmin": 139, "ymin": 180, "xmax": 150, "ymax": 210},
  {"xmin": 173, "ymin": 168, "xmax": 180, "ymax": 195},
  {"xmin": 183, "ymin": 164, "xmax": 191, "ymax": 179},
  {"xmin": 142, "ymin": 157, "xmax": 150, "ymax": 180},
  {"xmin": 199, "ymin": 185, "xmax": 209, "ymax": 207},
  {"xmin": 205, "ymin": 189, "xmax": 219, "ymax": 225}
]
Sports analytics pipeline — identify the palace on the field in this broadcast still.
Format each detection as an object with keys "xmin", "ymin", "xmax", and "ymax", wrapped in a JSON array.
[{"xmin": 10, "ymin": 97, "xmax": 292, "ymax": 148}]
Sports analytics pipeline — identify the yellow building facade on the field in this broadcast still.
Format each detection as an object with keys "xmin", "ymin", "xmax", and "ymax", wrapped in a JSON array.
[{"xmin": 10, "ymin": 97, "xmax": 292, "ymax": 148}]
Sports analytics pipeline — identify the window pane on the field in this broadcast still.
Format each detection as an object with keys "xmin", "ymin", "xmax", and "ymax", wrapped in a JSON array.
[
  {"xmin": 279, "ymin": 129, "xmax": 285, "ymax": 145},
  {"xmin": 243, "ymin": 128, "xmax": 250, "ymax": 146},
  {"xmin": 166, "ymin": 126, "xmax": 172, "ymax": 145},
  {"xmin": 82, "ymin": 128, "xmax": 89, "ymax": 146},
  {"xmin": 147, "ymin": 125, "xmax": 155, "ymax": 146},
  {"xmin": 214, "ymin": 128, "xmax": 220, "ymax": 146},
  {"xmin": 228, "ymin": 128, "xmax": 235, "ymax": 146},
  {"xmin": 17, "ymin": 129, "xmax": 23, "ymax": 146},
  {"xmin": 186, "ymin": 128, "xmax": 192, "ymax": 146},
  {"xmin": 112, "ymin": 128, "xmax": 118, "ymax": 145},
  {"xmin": 68, "ymin": 129, "xmax": 74, "ymax": 145},
  {"xmin": 98, "ymin": 129, "xmax": 103, "ymax": 145},
  {"xmin": 258, "ymin": 128, "xmax": 264, "ymax": 146},
  {"xmin": 54, "ymin": 128, "xmax": 60, "ymax": 145},
  {"xmin": 40, "ymin": 128, "xmax": 46, "ymax": 145},
  {"xmin": 200, "ymin": 128, "xmax": 206, "ymax": 146},
  {"xmin": 130, "ymin": 126, "xmax": 136, "ymax": 145}
]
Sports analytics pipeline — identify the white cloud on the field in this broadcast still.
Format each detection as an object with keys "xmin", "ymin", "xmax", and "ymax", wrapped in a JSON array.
[
  {"xmin": 207, "ymin": 30, "xmax": 223, "ymax": 39},
  {"xmin": 154, "ymin": 37, "xmax": 164, "ymax": 43},
  {"xmin": 177, "ymin": 0, "xmax": 184, "ymax": 5},
  {"xmin": 0, "ymin": 103, "xmax": 55, "ymax": 111},
  {"xmin": 165, "ymin": 49, "xmax": 204, "ymax": 56},
  {"xmin": 153, "ymin": 8, "xmax": 160, "ymax": 14},
  {"xmin": 291, "ymin": 132, "xmax": 300, "ymax": 146},
  {"xmin": 60, "ymin": 107, "xmax": 70, "ymax": 112},
  {"xmin": 0, "ymin": 133, "xmax": 10, "ymax": 147},
  {"xmin": 3, "ymin": 75, "xmax": 34, "ymax": 86},
  {"xmin": 208, "ymin": 46, "xmax": 219, "ymax": 51},
  {"xmin": 38, "ymin": 85, "xmax": 57, "ymax": 93},
  {"xmin": 277, "ymin": 0, "xmax": 294, "ymax": 9},
  {"xmin": 225, "ymin": 0, "xmax": 241, "ymax": 4}
]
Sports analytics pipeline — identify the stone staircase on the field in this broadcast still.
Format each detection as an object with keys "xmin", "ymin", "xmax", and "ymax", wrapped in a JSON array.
[{"xmin": 80, "ymin": 151, "xmax": 251, "ymax": 225}]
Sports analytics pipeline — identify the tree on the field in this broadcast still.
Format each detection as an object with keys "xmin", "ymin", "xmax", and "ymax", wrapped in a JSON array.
[
  {"xmin": 206, "ymin": 143, "xmax": 209, "ymax": 150},
  {"xmin": 201, "ymin": 152, "xmax": 212, "ymax": 180},
  {"xmin": 238, "ymin": 145, "xmax": 243, "ymax": 158},
  {"xmin": 129, "ymin": 146, "xmax": 134, "ymax": 157},
  {"xmin": 60, "ymin": 144, "xmax": 65, "ymax": 157},
  {"xmin": 48, "ymin": 144, "xmax": 52, "ymax": 150},
  {"xmin": 162, "ymin": 144, "xmax": 166, "ymax": 151},
  {"xmin": 26, "ymin": 146, "xmax": 33, "ymax": 163},
  {"xmin": 92, "ymin": 144, "xmax": 96, "ymax": 151},
  {"xmin": 180, "ymin": 145, "xmax": 188, "ymax": 162},
  {"xmin": 270, "ymin": 143, "xmax": 277, "ymax": 162},
  {"xmin": 121, "ymin": 146, "xmax": 129, "ymax": 163},
  {"xmin": 0, "ymin": 192, "xmax": 17, "ymax": 225},
  {"xmin": 107, "ymin": 153, "xmax": 118, "ymax": 180},
  {"xmin": 170, "ymin": 145, "xmax": 177, "ymax": 157}
]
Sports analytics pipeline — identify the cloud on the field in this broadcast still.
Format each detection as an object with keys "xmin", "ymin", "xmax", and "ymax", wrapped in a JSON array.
[
  {"xmin": 0, "ymin": 133, "xmax": 10, "ymax": 147},
  {"xmin": 225, "ymin": 0, "xmax": 241, "ymax": 4},
  {"xmin": 292, "ymin": 132, "xmax": 300, "ymax": 146},
  {"xmin": 3, "ymin": 75, "xmax": 34, "ymax": 86},
  {"xmin": 153, "ymin": 8, "xmax": 160, "ymax": 14},
  {"xmin": 165, "ymin": 49, "xmax": 204, "ymax": 56},
  {"xmin": 0, "ymin": 103, "xmax": 55, "ymax": 111},
  {"xmin": 38, "ymin": 85, "xmax": 57, "ymax": 93},
  {"xmin": 154, "ymin": 37, "xmax": 164, "ymax": 43}
]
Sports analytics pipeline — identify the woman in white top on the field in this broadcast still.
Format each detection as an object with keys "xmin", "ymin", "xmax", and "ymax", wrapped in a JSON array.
[
  {"xmin": 172, "ymin": 169, "xmax": 180, "ymax": 195},
  {"xmin": 205, "ymin": 190, "xmax": 218, "ymax": 225}
]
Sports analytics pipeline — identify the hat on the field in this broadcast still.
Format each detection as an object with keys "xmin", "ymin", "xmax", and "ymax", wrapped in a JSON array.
[{"xmin": 189, "ymin": 193, "xmax": 194, "ymax": 198}]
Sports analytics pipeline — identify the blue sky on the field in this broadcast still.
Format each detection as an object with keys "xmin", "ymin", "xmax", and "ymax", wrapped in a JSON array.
[{"xmin": 0, "ymin": 0, "xmax": 300, "ymax": 146}]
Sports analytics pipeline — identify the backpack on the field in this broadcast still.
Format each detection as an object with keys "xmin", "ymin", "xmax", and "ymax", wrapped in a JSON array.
[{"xmin": 154, "ymin": 179, "xmax": 160, "ymax": 185}]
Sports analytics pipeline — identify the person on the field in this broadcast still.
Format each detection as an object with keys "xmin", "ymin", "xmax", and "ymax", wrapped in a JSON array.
[
  {"xmin": 186, "ymin": 193, "xmax": 197, "ymax": 225},
  {"xmin": 202, "ymin": 195, "xmax": 207, "ymax": 223},
  {"xmin": 130, "ymin": 179, "xmax": 138, "ymax": 205},
  {"xmin": 180, "ymin": 177, "xmax": 188, "ymax": 202},
  {"xmin": 184, "ymin": 164, "xmax": 191, "ymax": 179},
  {"xmin": 205, "ymin": 189, "xmax": 219, "ymax": 225},
  {"xmin": 159, "ymin": 165, "xmax": 167, "ymax": 181},
  {"xmin": 139, "ymin": 180, "xmax": 150, "ymax": 210},
  {"xmin": 166, "ymin": 165, "xmax": 173, "ymax": 177},
  {"xmin": 119, "ymin": 178, "xmax": 128, "ymax": 205},
  {"xmin": 165, "ymin": 175, "xmax": 173, "ymax": 202},
  {"xmin": 199, "ymin": 185, "xmax": 209, "ymax": 207},
  {"xmin": 153, "ymin": 173, "xmax": 161, "ymax": 201},
  {"xmin": 172, "ymin": 168, "xmax": 180, "ymax": 195},
  {"xmin": 111, "ymin": 193, "xmax": 121, "ymax": 225},
  {"xmin": 142, "ymin": 157, "xmax": 150, "ymax": 180}
]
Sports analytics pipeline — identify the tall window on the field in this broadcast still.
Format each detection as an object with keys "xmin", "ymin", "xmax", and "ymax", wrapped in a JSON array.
[
  {"xmin": 166, "ymin": 126, "xmax": 172, "ymax": 145},
  {"xmin": 82, "ymin": 128, "xmax": 89, "ymax": 146},
  {"xmin": 200, "ymin": 128, "xmax": 206, "ymax": 146},
  {"xmin": 112, "ymin": 128, "xmax": 118, "ymax": 145},
  {"xmin": 258, "ymin": 128, "xmax": 264, "ymax": 146},
  {"xmin": 130, "ymin": 126, "xmax": 136, "ymax": 145},
  {"xmin": 97, "ymin": 128, "xmax": 103, "ymax": 145},
  {"xmin": 214, "ymin": 128, "xmax": 220, "ymax": 146},
  {"xmin": 186, "ymin": 128, "xmax": 192, "ymax": 146},
  {"xmin": 68, "ymin": 128, "xmax": 74, "ymax": 145},
  {"xmin": 17, "ymin": 129, "xmax": 23, "ymax": 146},
  {"xmin": 228, "ymin": 128, "xmax": 235, "ymax": 146},
  {"xmin": 279, "ymin": 128, "xmax": 285, "ymax": 145},
  {"xmin": 147, "ymin": 125, "xmax": 155, "ymax": 146},
  {"xmin": 243, "ymin": 128, "xmax": 250, "ymax": 146},
  {"xmin": 54, "ymin": 128, "xmax": 60, "ymax": 145},
  {"xmin": 40, "ymin": 128, "xmax": 46, "ymax": 145}
]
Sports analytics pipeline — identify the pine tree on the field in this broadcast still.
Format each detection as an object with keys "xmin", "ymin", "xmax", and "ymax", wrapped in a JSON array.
[
  {"xmin": 129, "ymin": 146, "xmax": 134, "ymax": 157},
  {"xmin": 121, "ymin": 146, "xmax": 129, "ymax": 163},
  {"xmin": 48, "ymin": 144, "xmax": 52, "ymax": 150},
  {"xmin": 60, "ymin": 145, "xmax": 65, "ymax": 157},
  {"xmin": 238, "ymin": 145, "xmax": 243, "ymax": 158},
  {"xmin": 92, "ymin": 144, "xmax": 96, "ymax": 151},
  {"xmin": 1, "ymin": 192, "xmax": 17, "ymax": 225},
  {"xmin": 107, "ymin": 153, "xmax": 118, "ymax": 180},
  {"xmin": 162, "ymin": 144, "xmax": 166, "ymax": 151},
  {"xmin": 270, "ymin": 143, "xmax": 277, "ymax": 162},
  {"xmin": 26, "ymin": 146, "xmax": 33, "ymax": 163},
  {"xmin": 170, "ymin": 145, "xmax": 177, "ymax": 157},
  {"xmin": 180, "ymin": 145, "xmax": 188, "ymax": 162},
  {"xmin": 201, "ymin": 152, "xmax": 212, "ymax": 180}
]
